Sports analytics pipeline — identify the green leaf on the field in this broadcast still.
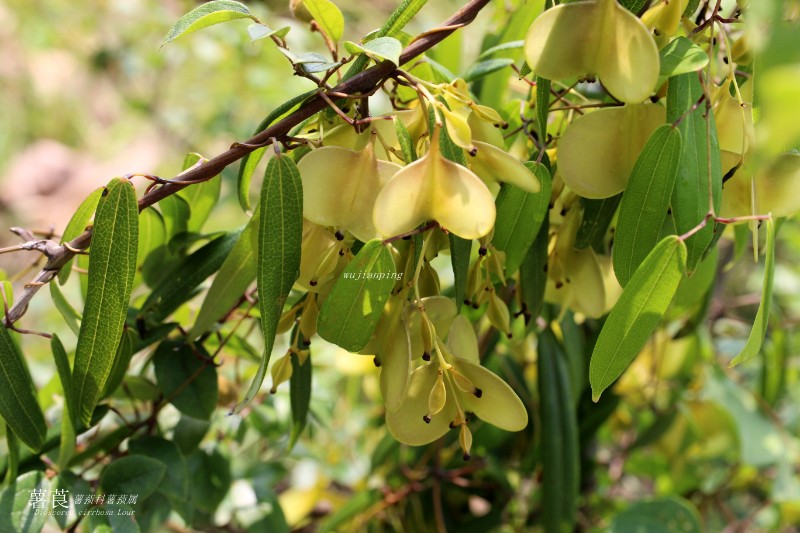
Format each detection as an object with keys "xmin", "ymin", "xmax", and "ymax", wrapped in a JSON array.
[
  {"xmin": 138, "ymin": 207, "xmax": 167, "ymax": 288},
  {"xmin": 479, "ymin": 40, "xmax": 525, "ymax": 60},
  {"xmin": 450, "ymin": 234, "xmax": 472, "ymax": 311},
  {"xmin": 609, "ymin": 496, "xmax": 702, "ymax": 533},
  {"xmin": 235, "ymin": 154, "xmax": 302, "ymax": 413},
  {"xmin": 730, "ymin": 218, "xmax": 776, "ymax": 367},
  {"xmin": 129, "ymin": 436, "xmax": 189, "ymax": 502},
  {"xmin": 289, "ymin": 347, "xmax": 312, "ymax": 449},
  {"xmin": 536, "ymin": 76, "xmax": 551, "ymax": 142},
  {"xmin": 618, "ymin": 0, "xmax": 649, "ymax": 13},
  {"xmin": 58, "ymin": 187, "xmax": 103, "ymax": 285},
  {"xmin": 493, "ymin": 162, "xmax": 552, "ymax": 275},
  {"xmin": 575, "ymin": 194, "xmax": 621, "ymax": 251},
  {"xmin": 302, "ymin": 0, "xmax": 344, "ymax": 42},
  {"xmin": 667, "ymin": 73, "xmax": 722, "ymax": 273},
  {"xmin": 248, "ymin": 23, "xmax": 290, "ymax": 42},
  {"xmin": 161, "ymin": 0, "xmax": 256, "ymax": 47},
  {"xmin": 0, "ymin": 471, "xmax": 51, "ymax": 533},
  {"xmin": 538, "ymin": 329, "xmax": 579, "ymax": 533},
  {"xmin": 344, "ymin": 37, "xmax": 402, "ymax": 66},
  {"xmin": 237, "ymin": 90, "xmax": 316, "ymax": 212},
  {"xmin": 49, "ymin": 281, "xmax": 81, "ymax": 336},
  {"xmin": 99, "ymin": 455, "xmax": 166, "ymax": 501},
  {"xmin": 154, "ymin": 341, "xmax": 218, "ymax": 420},
  {"xmin": 51, "ymin": 335, "xmax": 76, "ymax": 468},
  {"xmin": 317, "ymin": 239, "xmax": 396, "ymax": 352},
  {"xmin": 613, "ymin": 125, "xmax": 682, "ymax": 287},
  {"xmin": 659, "ymin": 37, "xmax": 710, "ymax": 83},
  {"xmin": 139, "ymin": 230, "xmax": 240, "ymax": 325},
  {"xmin": 189, "ymin": 214, "xmax": 258, "ymax": 339},
  {"xmin": 395, "ymin": 118, "xmax": 417, "ymax": 163},
  {"xmin": 464, "ymin": 58, "xmax": 515, "ymax": 83},
  {"xmin": 177, "ymin": 153, "xmax": 221, "ymax": 234},
  {"xmin": 590, "ymin": 236, "xmax": 687, "ymax": 400},
  {"xmin": 71, "ymin": 178, "xmax": 138, "ymax": 428},
  {"xmin": 520, "ymin": 216, "xmax": 549, "ymax": 323},
  {"xmin": 102, "ymin": 328, "xmax": 135, "ymax": 399}
]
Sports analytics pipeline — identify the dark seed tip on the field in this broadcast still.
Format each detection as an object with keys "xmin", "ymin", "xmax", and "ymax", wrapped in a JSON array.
[
  {"xmin": 423, "ymin": 415, "xmax": 431, "ymax": 424},
  {"xmin": 474, "ymin": 388, "xmax": 483, "ymax": 398}
]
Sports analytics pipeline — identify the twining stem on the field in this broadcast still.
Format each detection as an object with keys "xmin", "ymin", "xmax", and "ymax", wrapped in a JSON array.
[
  {"xmin": 678, "ymin": 212, "xmax": 772, "ymax": 242},
  {"xmin": 3, "ymin": 0, "xmax": 493, "ymax": 327}
]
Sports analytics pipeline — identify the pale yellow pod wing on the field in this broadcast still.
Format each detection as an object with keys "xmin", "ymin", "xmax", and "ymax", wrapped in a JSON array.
[
  {"xmin": 564, "ymin": 248, "xmax": 607, "ymax": 319},
  {"xmin": 525, "ymin": 0, "xmax": 658, "ymax": 103},
  {"xmin": 641, "ymin": 0, "xmax": 689, "ymax": 37},
  {"xmin": 380, "ymin": 312, "xmax": 412, "ymax": 413},
  {"xmin": 557, "ymin": 103, "xmax": 666, "ymax": 198},
  {"xmin": 299, "ymin": 144, "xmax": 402, "ymax": 242},
  {"xmin": 596, "ymin": 0, "xmax": 660, "ymax": 104},
  {"xmin": 386, "ymin": 363, "xmax": 457, "ymax": 445},
  {"xmin": 447, "ymin": 315, "xmax": 480, "ymax": 365},
  {"xmin": 524, "ymin": 1, "xmax": 599, "ymax": 82},
  {"xmin": 469, "ymin": 141, "xmax": 541, "ymax": 193},
  {"xmin": 453, "ymin": 359, "xmax": 528, "ymax": 432},
  {"xmin": 373, "ymin": 132, "xmax": 496, "ymax": 239}
]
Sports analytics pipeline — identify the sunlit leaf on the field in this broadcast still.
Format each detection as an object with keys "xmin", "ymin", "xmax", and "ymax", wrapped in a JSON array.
[
  {"xmin": 344, "ymin": 37, "xmax": 402, "ymax": 66},
  {"xmin": 667, "ymin": 73, "xmax": 722, "ymax": 272},
  {"xmin": 161, "ymin": 0, "xmax": 256, "ymax": 47},
  {"xmin": 235, "ymin": 154, "xmax": 302, "ymax": 413},
  {"xmin": 317, "ymin": 240, "xmax": 396, "ymax": 352},
  {"xmin": 0, "ymin": 324, "xmax": 47, "ymax": 451},
  {"xmin": 590, "ymin": 236, "xmax": 686, "ymax": 400},
  {"xmin": 730, "ymin": 218, "xmax": 775, "ymax": 367},
  {"xmin": 493, "ymin": 162, "xmax": 551, "ymax": 275},
  {"xmin": 58, "ymin": 187, "xmax": 103, "ymax": 285},
  {"xmin": 302, "ymin": 0, "xmax": 344, "ymax": 42},
  {"xmin": 72, "ymin": 178, "xmax": 138, "ymax": 427},
  {"xmin": 658, "ymin": 37, "xmax": 709, "ymax": 82},
  {"xmin": 613, "ymin": 125, "xmax": 682, "ymax": 287}
]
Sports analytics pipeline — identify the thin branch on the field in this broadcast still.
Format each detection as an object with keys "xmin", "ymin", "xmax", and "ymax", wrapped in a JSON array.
[{"xmin": 3, "ymin": 0, "xmax": 493, "ymax": 327}]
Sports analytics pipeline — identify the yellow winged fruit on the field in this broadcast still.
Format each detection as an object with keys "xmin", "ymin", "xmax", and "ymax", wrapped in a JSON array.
[
  {"xmin": 299, "ymin": 134, "xmax": 402, "ymax": 242},
  {"xmin": 557, "ymin": 104, "xmax": 665, "ymax": 198},
  {"xmin": 524, "ymin": 0, "xmax": 659, "ymax": 103},
  {"xmin": 373, "ymin": 126, "xmax": 496, "ymax": 239}
]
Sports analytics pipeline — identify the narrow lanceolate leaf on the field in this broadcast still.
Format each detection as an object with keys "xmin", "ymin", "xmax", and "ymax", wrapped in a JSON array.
[
  {"xmin": 161, "ymin": 0, "xmax": 256, "ymax": 47},
  {"xmin": 667, "ymin": 73, "xmax": 722, "ymax": 273},
  {"xmin": 0, "ymin": 471, "xmax": 51, "ymax": 533},
  {"xmin": 575, "ymin": 194, "xmax": 621, "ymax": 251},
  {"xmin": 0, "ymin": 325, "xmax": 47, "ymax": 451},
  {"xmin": 101, "ymin": 329, "xmax": 135, "ymax": 399},
  {"xmin": 493, "ymin": 162, "xmax": 552, "ymax": 276},
  {"xmin": 658, "ymin": 37, "xmax": 709, "ymax": 82},
  {"xmin": 538, "ymin": 329, "xmax": 579, "ymax": 533},
  {"xmin": 536, "ymin": 76, "xmax": 551, "ymax": 143},
  {"xmin": 289, "ymin": 344, "xmax": 312, "ymax": 449},
  {"xmin": 614, "ymin": 125, "xmax": 682, "ymax": 287},
  {"xmin": 520, "ymin": 216, "xmax": 550, "ymax": 323},
  {"xmin": 72, "ymin": 178, "xmax": 138, "ymax": 428},
  {"xmin": 590, "ymin": 236, "xmax": 686, "ymax": 401},
  {"xmin": 317, "ymin": 240, "xmax": 396, "ymax": 352},
  {"xmin": 234, "ymin": 154, "xmax": 302, "ymax": 413},
  {"xmin": 303, "ymin": 0, "xmax": 344, "ymax": 42},
  {"xmin": 450, "ymin": 234, "xmax": 472, "ymax": 311},
  {"xmin": 189, "ymin": 213, "xmax": 258, "ymax": 339},
  {"xmin": 730, "ymin": 218, "xmax": 776, "ymax": 367},
  {"xmin": 58, "ymin": 187, "xmax": 103, "ymax": 285},
  {"xmin": 51, "ymin": 335, "xmax": 76, "ymax": 469}
]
